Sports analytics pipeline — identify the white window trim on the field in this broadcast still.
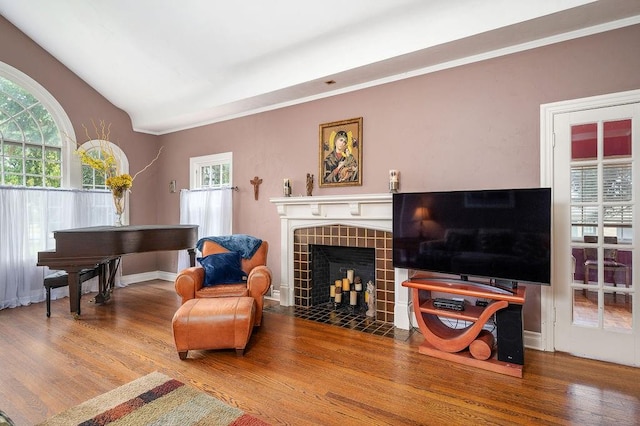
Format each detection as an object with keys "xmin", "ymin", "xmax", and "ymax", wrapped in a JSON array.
[{"xmin": 189, "ymin": 152, "xmax": 233, "ymax": 189}]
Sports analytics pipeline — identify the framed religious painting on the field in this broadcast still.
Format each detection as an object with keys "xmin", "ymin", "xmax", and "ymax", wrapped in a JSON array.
[{"xmin": 319, "ymin": 117, "xmax": 363, "ymax": 187}]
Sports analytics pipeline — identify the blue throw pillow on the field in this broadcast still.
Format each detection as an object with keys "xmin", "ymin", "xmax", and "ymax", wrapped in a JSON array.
[{"xmin": 198, "ymin": 252, "xmax": 247, "ymax": 286}]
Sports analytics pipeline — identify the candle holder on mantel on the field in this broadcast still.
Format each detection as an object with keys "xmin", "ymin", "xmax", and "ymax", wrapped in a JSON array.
[
  {"xmin": 283, "ymin": 178, "xmax": 291, "ymax": 197},
  {"xmin": 389, "ymin": 169, "xmax": 400, "ymax": 193}
]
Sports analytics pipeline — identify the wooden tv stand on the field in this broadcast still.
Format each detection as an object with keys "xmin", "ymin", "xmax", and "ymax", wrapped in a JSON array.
[{"xmin": 402, "ymin": 276, "xmax": 526, "ymax": 378}]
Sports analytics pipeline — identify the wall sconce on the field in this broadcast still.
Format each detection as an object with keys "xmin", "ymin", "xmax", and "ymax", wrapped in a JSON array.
[{"xmin": 389, "ymin": 170, "xmax": 399, "ymax": 193}]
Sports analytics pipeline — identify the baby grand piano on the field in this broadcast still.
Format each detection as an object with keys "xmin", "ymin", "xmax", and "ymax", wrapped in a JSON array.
[{"xmin": 37, "ymin": 224, "xmax": 198, "ymax": 316}]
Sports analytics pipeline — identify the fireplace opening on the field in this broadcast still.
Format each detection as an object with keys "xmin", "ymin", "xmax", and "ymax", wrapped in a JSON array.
[{"xmin": 310, "ymin": 245, "xmax": 375, "ymax": 309}]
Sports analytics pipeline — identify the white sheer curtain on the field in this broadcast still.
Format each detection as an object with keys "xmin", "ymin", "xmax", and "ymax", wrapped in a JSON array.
[
  {"xmin": 0, "ymin": 187, "xmax": 112, "ymax": 309},
  {"xmin": 178, "ymin": 188, "xmax": 233, "ymax": 271}
]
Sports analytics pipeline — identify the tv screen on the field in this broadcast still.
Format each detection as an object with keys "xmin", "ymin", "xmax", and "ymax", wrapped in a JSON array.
[{"xmin": 392, "ymin": 188, "xmax": 551, "ymax": 286}]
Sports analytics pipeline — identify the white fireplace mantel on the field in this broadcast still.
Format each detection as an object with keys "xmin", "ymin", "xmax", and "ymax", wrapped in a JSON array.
[{"xmin": 269, "ymin": 193, "xmax": 410, "ymax": 329}]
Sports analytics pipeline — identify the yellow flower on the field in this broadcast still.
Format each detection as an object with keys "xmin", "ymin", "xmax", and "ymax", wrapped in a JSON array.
[
  {"xmin": 77, "ymin": 148, "xmax": 117, "ymax": 173},
  {"xmin": 106, "ymin": 174, "xmax": 133, "ymax": 196},
  {"xmin": 71, "ymin": 120, "xmax": 163, "ymax": 193}
]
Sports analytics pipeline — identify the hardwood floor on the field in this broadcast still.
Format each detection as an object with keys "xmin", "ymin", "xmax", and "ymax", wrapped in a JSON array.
[{"xmin": 0, "ymin": 280, "xmax": 638, "ymax": 425}]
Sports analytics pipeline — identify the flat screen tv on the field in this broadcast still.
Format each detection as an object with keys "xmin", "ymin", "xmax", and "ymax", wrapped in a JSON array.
[{"xmin": 392, "ymin": 188, "xmax": 551, "ymax": 288}]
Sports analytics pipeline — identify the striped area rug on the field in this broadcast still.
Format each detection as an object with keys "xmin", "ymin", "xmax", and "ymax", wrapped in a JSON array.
[{"xmin": 37, "ymin": 372, "xmax": 269, "ymax": 426}]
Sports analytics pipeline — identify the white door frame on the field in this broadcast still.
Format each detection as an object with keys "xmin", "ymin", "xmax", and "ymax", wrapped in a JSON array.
[{"xmin": 539, "ymin": 88, "xmax": 640, "ymax": 351}]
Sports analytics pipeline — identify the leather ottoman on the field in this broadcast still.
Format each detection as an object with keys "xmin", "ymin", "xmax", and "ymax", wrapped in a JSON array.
[{"xmin": 172, "ymin": 297, "xmax": 256, "ymax": 359}]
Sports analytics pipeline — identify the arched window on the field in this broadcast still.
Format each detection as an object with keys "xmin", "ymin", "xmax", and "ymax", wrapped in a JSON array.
[
  {"xmin": 0, "ymin": 62, "xmax": 131, "ymax": 194},
  {"xmin": 0, "ymin": 63, "xmax": 77, "ymax": 187},
  {"xmin": 78, "ymin": 140, "xmax": 130, "ymax": 190},
  {"xmin": 78, "ymin": 139, "xmax": 130, "ymax": 224}
]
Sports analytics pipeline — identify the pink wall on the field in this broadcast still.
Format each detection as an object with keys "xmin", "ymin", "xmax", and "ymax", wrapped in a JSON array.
[
  {"xmin": 3, "ymin": 15, "xmax": 640, "ymax": 331},
  {"xmin": 1, "ymin": 16, "xmax": 162, "ymax": 273},
  {"xmin": 155, "ymin": 25, "xmax": 640, "ymax": 331}
]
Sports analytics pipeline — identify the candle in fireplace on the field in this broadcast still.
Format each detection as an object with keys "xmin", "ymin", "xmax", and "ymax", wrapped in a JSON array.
[
  {"xmin": 334, "ymin": 289, "xmax": 342, "ymax": 303},
  {"xmin": 335, "ymin": 279, "xmax": 342, "ymax": 290},
  {"xmin": 342, "ymin": 278, "xmax": 350, "ymax": 292},
  {"xmin": 349, "ymin": 290, "xmax": 357, "ymax": 306},
  {"xmin": 354, "ymin": 276, "xmax": 363, "ymax": 291},
  {"xmin": 330, "ymin": 284, "xmax": 336, "ymax": 297},
  {"xmin": 346, "ymin": 269, "xmax": 354, "ymax": 282}
]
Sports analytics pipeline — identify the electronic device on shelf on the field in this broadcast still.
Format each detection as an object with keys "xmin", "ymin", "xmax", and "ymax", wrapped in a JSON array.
[
  {"xmin": 433, "ymin": 297, "xmax": 465, "ymax": 311},
  {"xmin": 392, "ymin": 188, "xmax": 551, "ymax": 290}
]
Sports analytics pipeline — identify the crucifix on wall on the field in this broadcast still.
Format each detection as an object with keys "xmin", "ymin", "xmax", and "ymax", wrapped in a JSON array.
[{"xmin": 250, "ymin": 176, "xmax": 263, "ymax": 200}]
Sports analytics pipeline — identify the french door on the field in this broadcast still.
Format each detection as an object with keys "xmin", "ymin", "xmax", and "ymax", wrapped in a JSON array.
[{"xmin": 552, "ymin": 100, "xmax": 640, "ymax": 366}]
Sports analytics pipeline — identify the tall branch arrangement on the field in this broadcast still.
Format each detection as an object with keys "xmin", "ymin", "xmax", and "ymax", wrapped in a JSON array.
[{"xmin": 74, "ymin": 120, "xmax": 163, "ymax": 196}]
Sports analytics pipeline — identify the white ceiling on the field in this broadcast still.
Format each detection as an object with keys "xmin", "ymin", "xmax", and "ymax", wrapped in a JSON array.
[{"xmin": 1, "ymin": 0, "xmax": 640, "ymax": 135}]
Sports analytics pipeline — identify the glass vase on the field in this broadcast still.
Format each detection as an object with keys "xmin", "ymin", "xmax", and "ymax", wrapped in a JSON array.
[{"xmin": 113, "ymin": 191, "xmax": 126, "ymax": 227}]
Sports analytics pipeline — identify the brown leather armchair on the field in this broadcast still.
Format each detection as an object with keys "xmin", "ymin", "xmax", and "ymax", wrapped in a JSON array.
[{"xmin": 175, "ymin": 239, "xmax": 271, "ymax": 326}]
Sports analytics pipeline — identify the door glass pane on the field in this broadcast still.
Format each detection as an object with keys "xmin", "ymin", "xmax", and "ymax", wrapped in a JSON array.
[
  {"xmin": 603, "ymin": 164, "xmax": 632, "ymax": 202},
  {"xmin": 571, "ymin": 165, "xmax": 597, "ymax": 202},
  {"xmin": 582, "ymin": 240, "xmax": 598, "ymax": 285},
  {"xmin": 603, "ymin": 119, "xmax": 631, "ymax": 158},
  {"xmin": 603, "ymin": 289, "xmax": 632, "ymax": 332},
  {"xmin": 603, "ymin": 205, "xmax": 632, "ymax": 230},
  {"xmin": 572, "ymin": 123, "xmax": 597, "ymax": 160},
  {"xmin": 571, "ymin": 205, "xmax": 598, "ymax": 239},
  {"xmin": 617, "ymin": 249, "xmax": 633, "ymax": 292},
  {"xmin": 573, "ymin": 288, "xmax": 597, "ymax": 327},
  {"xmin": 571, "ymin": 244, "xmax": 581, "ymax": 284}
]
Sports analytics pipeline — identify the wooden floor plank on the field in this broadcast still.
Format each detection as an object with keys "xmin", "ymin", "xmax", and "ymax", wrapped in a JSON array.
[{"xmin": 0, "ymin": 280, "xmax": 638, "ymax": 425}]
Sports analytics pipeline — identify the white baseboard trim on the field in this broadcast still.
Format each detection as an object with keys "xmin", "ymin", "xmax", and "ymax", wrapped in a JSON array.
[
  {"xmin": 524, "ymin": 330, "xmax": 545, "ymax": 351},
  {"xmin": 157, "ymin": 271, "xmax": 178, "ymax": 282},
  {"xmin": 264, "ymin": 288, "xmax": 280, "ymax": 301},
  {"xmin": 121, "ymin": 271, "xmax": 174, "ymax": 286}
]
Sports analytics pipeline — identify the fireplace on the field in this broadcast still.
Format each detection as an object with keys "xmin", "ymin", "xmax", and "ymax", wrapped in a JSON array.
[
  {"xmin": 270, "ymin": 193, "xmax": 410, "ymax": 329},
  {"xmin": 295, "ymin": 225, "xmax": 392, "ymax": 321},
  {"xmin": 309, "ymin": 244, "xmax": 375, "ymax": 307}
]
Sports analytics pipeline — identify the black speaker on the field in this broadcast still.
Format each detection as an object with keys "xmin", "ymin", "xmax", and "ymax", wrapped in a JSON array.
[{"xmin": 496, "ymin": 304, "xmax": 524, "ymax": 365}]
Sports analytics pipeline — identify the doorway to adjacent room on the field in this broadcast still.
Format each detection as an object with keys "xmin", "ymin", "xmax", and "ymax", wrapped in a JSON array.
[{"xmin": 542, "ymin": 90, "xmax": 640, "ymax": 366}]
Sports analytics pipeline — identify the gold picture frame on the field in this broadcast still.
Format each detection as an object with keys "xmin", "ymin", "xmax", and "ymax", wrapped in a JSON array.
[{"xmin": 319, "ymin": 117, "xmax": 363, "ymax": 187}]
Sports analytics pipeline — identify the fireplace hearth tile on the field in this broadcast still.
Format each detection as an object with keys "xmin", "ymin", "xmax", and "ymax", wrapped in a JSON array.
[{"xmin": 264, "ymin": 303, "xmax": 413, "ymax": 341}]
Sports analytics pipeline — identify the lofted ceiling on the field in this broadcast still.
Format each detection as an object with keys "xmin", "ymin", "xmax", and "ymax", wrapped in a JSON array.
[{"xmin": 1, "ymin": 0, "xmax": 640, "ymax": 135}]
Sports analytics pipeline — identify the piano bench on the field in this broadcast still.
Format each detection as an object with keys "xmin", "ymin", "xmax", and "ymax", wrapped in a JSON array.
[{"xmin": 44, "ymin": 267, "xmax": 100, "ymax": 317}]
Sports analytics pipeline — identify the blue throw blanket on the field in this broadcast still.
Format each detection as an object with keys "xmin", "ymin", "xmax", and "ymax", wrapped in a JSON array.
[{"xmin": 196, "ymin": 234, "xmax": 262, "ymax": 259}]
